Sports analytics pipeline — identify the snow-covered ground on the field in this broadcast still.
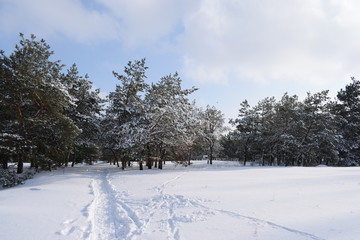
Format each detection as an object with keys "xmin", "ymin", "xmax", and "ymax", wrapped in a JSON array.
[{"xmin": 1, "ymin": 161, "xmax": 360, "ymax": 240}]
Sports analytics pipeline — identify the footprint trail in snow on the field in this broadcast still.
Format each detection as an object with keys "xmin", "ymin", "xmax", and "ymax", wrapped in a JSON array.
[{"xmin": 58, "ymin": 165, "xmax": 327, "ymax": 240}]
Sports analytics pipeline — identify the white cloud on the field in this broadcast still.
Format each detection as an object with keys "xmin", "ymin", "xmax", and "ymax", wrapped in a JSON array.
[
  {"xmin": 0, "ymin": 0, "xmax": 120, "ymax": 43},
  {"xmin": 178, "ymin": 0, "xmax": 360, "ymax": 88},
  {"xmin": 0, "ymin": 0, "xmax": 197, "ymax": 46},
  {"xmin": 1, "ymin": 0, "xmax": 359, "ymax": 91},
  {"xmin": 97, "ymin": 0, "xmax": 199, "ymax": 47}
]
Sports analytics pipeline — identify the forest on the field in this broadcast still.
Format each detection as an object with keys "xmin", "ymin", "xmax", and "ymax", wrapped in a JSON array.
[
  {"xmin": 223, "ymin": 83, "xmax": 359, "ymax": 167},
  {"xmin": 1, "ymin": 34, "xmax": 359, "ymax": 177}
]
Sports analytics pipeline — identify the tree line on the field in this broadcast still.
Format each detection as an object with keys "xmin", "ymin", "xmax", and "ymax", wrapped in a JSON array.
[
  {"xmin": 1, "ymin": 34, "xmax": 359, "ymax": 175},
  {"xmin": 220, "ymin": 79, "xmax": 359, "ymax": 166},
  {"xmin": 0, "ymin": 34, "xmax": 225, "ymax": 174}
]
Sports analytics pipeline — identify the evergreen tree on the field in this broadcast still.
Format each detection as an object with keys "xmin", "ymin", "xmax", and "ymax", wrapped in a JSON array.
[
  {"xmin": 102, "ymin": 59, "xmax": 149, "ymax": 169},
  {"xmin": 198, "ymin": 105, "xmax": 226, "ymax": 164},
  {"xmin": 227, "ymin": 91, "xmax": 344, "ymax": 166},
  {"xmin": 253, "ymin": 97, "xmax": 277, "ymax": 165},
  {"xmin": 333, "ymin": 78, "xmax": 360, "ymax": 165},
  {"xmin": 231, "ymin": 100, "xmax": 259, "ymax": 165},
  {"xmin": 144, "ymin": 73, "xmax": 198, "ymax": 168},
  {"xmin": 0, "ymin": 34, "xmax": 79, "ymax": 172},
  {"xmin": 293, "ymin": 91, "xmax": 338, "ymax": 166},
  {"xmin": 61, "ymin": 64, "xmax": 104, "ymax": 166},
  {"xmin": 272, "ymin": 93, "xmax": 301, "ymax": 166},
  {"xmin": 220, "ymin": 131, "xmax": 242, "ymax": 160}
]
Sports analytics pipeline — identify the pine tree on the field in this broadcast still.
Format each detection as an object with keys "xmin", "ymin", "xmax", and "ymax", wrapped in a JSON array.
[
  {"xmin": 232, "ymin": 100, "xmax": 260, "ymax": 165},
  {"xmin": 293, "ymin": 91, "xmax": 338, "ymax": 166},
  {"xmin": 0, "ymin": 34, "xmax": 79, "ymax": 172},
  {"xmin": 198, "ymin": 105, "xmax": 226, "ymax": 164},
  {"xmin": 271, "ymin": 93, "xmax": 301, "ymax": 166},
  {"xmin": 253, "ymin": 97, "xmax": 277, "ymax": 165},
  {"xmin": 61, "ymin": 64, "xmax": 104, "ymax": 166},
  {"xmin": 333, "ymin": 78, "xmax": 360, "ymax": 165},
  {"xmin": 144, "ymin": 73, "xmax": 198, "ymax": 168},
  {"xmin": 103, "ymin": 59, "xmax": 149, "ymax": 169}
]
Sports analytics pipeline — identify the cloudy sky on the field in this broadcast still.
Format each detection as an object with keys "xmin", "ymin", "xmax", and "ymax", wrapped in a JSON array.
[{"xmin": 1, "ymin": 0, "xmax": 359, "ymax": 121}]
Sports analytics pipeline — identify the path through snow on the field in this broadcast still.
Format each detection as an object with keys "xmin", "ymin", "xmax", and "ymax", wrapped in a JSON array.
[{"xmin": 67, "ymin": 163, "xmax": 327, "ymax": 240}]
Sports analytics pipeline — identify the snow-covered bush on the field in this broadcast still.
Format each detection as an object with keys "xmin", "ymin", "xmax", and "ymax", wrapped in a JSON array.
[{"xmin": 0, "ymin": 168, "xmax": 37, "ymax": 188}]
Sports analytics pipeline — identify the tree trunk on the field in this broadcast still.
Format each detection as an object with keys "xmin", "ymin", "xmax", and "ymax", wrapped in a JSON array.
[
  {"xmin": 146, "ymin": 144, "xmax": 152, "ymax": 169},
  {"xmin": 139, "ymin": 160, "xmax": 143, "ymax": 170},
  {"xmin": 188, "ymin": 150, "xmax": 191, "ymax": 166},
  {"xmin": 209, "ymin": 145, "xmax": 213, "ymax": 165},
  {"xmin": 158, "ymin": 159, "xmax": 163, "ymax": 169},
  {"xmin": 270, "ymin": 155, "xmax": 274, "ymax": 166},
  {"xmin": 244, "ymin": 146, "xmax": 248, "ymax": 166},
  {"xmin": 30, "ymin": 157, "xmax": 35, "ymax": 168},
  {"xmin": 121, "ymin": 159, "xmax": 126, "ymax": 170},
  {"xmin": 160, "ymin": 149, "xmax": 166, "ymax": 166},
  {"xmin": 147, "ymin": 158, "xmax": 152, "ymax": 169},
  {"xmin": 64, "ymin": 151, "xmax": 71, "ymax": 167},
  {"xmin": 2, "ymin": 155, "xmax": 8, "ymax": 169},
  {"xmin": 70, "ymin": 153, "xmax": 75, "ymax": 167},
  {"xmin": 2, "ymin": 156, "xmax": 8, "ymax": 169},
  {"xmin": 17, "ymin": 156, "xmax": 23, "ymax": 174},
  {"xmin": 110, "ymin": 149, "xmax": 120, "ymax": 167}
]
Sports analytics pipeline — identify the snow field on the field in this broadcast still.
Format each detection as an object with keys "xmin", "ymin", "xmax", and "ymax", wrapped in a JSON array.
[{"xmin": 1, "ymin": 161, "xmax": 360, "ymax": 240}]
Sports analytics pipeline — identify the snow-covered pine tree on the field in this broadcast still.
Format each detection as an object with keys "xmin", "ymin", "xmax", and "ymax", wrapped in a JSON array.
[
  {"xmin": 220, "ymin": 131, "xmax": 242, "ymax": 161},
  {"xmin": 272, "ymin": 93, "xmax": 301, "ymax": 166},
  {"xmin": 61, "ymin": 64, "xmax": 104, "ymax": 166},
  {"xmin": 333, "ymin": 77, "xmax": 360, "ymax": 165},
  {"xmin": 225, "ymin": 90, "xmax": 346, "ymax": 166},
  {"xmin": 232, "ymin": 100, "xmax": 260, "ymax": 166},
  {"xmin": 0, "ymin": 34, "xmax": 79, "ymax": 172},
  {"xmin": 253, "ymin": 97, "xmax": 277, "ymax": 166},
  {"xmin": 144, "ymin": 72, "xmax": 198, "ymax": 168},
  {"xmin": 102, "ymin": 59, "xmax": 149, "ymax": 169},
  {"xmin": 294, "ymin": 91, "xmax": 339, "ymax": 166},
  {"xmin": 198, "ymin": 105, "xmax": 226, "ymax": 165}
]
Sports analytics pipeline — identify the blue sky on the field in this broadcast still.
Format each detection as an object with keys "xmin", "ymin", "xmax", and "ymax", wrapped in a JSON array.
[{"xmin": 1, "ymin": 0, "xmax": 359, "ymax": 122}]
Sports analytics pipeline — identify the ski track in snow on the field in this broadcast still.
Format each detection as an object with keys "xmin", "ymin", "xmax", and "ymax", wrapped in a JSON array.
[
  {"xmin": 85, "ymin": 170, "xmax": 144, "ymax": 240},
  {"xmin": 58, "ymin": 166, "xmax": 325, "ymax": 240},
  {"xmin": 86, "ymin": 173, "xmax": 119, "ymax": 240}
]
